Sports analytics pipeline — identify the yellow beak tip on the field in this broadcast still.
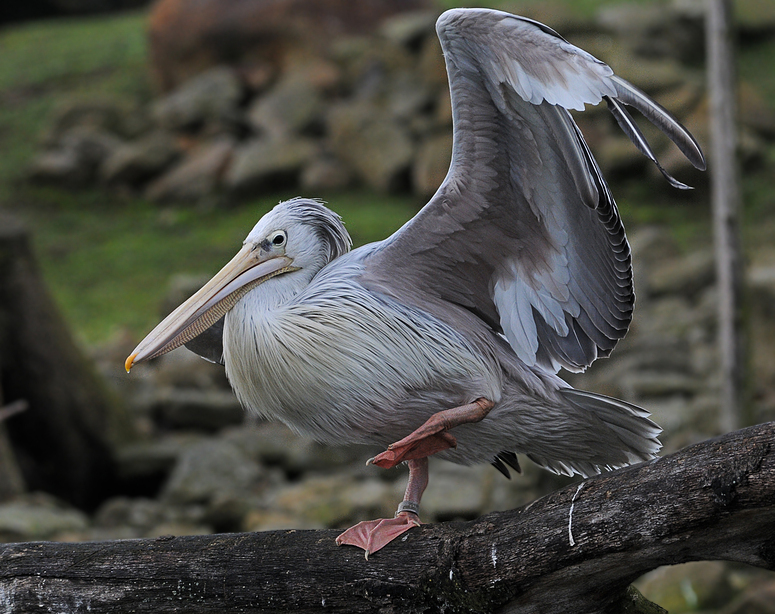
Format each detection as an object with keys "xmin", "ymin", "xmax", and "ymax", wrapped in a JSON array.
[{"xmin": 125, "ymin": 354, "xmax": 137, "ymax": 373}]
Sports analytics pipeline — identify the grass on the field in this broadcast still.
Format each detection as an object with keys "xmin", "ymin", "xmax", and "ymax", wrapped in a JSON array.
[{"xmin": 0, "ymin": 12, "xmax": 150, "ymax": 188}]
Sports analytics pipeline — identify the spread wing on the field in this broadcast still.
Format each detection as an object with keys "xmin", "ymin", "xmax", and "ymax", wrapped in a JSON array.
[{"xmin": 361, "ymin": 8, "xmax": 705, "ymax": 373}]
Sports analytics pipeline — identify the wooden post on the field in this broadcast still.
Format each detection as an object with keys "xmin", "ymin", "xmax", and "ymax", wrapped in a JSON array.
[{"xmin": 706, "ymin": 0, "xmax": 745, "ymax": 431}]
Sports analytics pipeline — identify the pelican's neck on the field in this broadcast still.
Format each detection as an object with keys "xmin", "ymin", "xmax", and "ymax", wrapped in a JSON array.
[
  {"xmin": 222, "ymin": 265, "xmax": 317, "ymax": 416},
  {"xmin": 237, "ymin": 266, "xmax": 315, "ymax": 316}
]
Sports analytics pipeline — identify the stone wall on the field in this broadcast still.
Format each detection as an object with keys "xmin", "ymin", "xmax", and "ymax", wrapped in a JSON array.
[{"xmin": 28, "ymin": 1, "xmax": 775, "ymax": 204}]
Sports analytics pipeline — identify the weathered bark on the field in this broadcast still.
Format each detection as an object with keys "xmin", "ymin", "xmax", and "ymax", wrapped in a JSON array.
[
  {"xmin": 0, "ymin": 212, "xmax": 134, "ymax": 509},
  {"xmin": 1, "ymin": 422, "xmax": 773, "ymax": 614}
]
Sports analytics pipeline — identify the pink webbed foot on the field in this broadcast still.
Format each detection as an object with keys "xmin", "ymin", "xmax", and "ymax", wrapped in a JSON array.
[{"xmin": 336, "ymin": 511, "xmax": 421, "ymax": 559}]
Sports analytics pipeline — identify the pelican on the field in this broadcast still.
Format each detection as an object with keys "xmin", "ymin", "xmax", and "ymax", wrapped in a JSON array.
[{"xmin": 126, "ymin": 8, "xmax": 705, "ymax": 557}]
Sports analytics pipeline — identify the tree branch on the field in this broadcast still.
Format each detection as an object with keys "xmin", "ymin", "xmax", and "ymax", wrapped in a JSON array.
[{"xmin": 1, "ymin": 423, "xmax": 773, "ymax": 613}]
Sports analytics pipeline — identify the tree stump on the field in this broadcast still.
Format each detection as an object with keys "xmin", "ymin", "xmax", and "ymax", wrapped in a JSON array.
[
  {"xmin": 0, "ymin": 399, "xmax": 27, "ymax": 501},
  {"xmin": 0, "ymin": 212, "xmax": 134, "ymax": 509}
]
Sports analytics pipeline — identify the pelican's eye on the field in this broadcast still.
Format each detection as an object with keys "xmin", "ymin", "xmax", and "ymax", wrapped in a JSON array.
[{"xmin": 270, "ymin": 231, "xmax": 287, "ymax": 247}]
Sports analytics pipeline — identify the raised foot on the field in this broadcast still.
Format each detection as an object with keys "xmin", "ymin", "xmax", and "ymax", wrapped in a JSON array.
[
  {"xmin": 336, "ymin": 512, "xmax": 421, "ymax": 559},
  {"xmin": 369, "ymin": 398, "xmax": 494, "ymax": 469},
  {"xmin": 370, "ymin": 431, "xmax": 457, "ymax": 469}
]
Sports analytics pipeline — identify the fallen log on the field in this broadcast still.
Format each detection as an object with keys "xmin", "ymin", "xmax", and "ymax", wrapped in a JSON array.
[{"xmin": 1, "ymin": 422, "xmax": 773, "ymax": 613}]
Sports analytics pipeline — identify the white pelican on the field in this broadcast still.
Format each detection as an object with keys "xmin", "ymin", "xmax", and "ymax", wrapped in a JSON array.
[{"xmin": 126, "ymin": 8, "xmax": 705, "ymax": 557}]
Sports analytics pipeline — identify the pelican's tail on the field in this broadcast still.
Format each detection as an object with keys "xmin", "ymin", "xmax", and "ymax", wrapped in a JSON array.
[{"xmin": 521, "ymin": 388, "xmax": 662, "ymax": 479}]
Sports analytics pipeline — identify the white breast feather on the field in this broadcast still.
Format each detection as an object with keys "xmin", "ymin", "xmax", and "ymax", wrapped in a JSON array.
[{"xmin": 223, "ymin": 279, "xmax": 502, "ymax": 444}]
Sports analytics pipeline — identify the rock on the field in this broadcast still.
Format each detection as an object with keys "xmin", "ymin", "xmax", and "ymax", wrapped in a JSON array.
[
  {"xmin": 242, "ymin": 509, "xmax": 322, "ymax": 532},
  {"xmin": 28, "ymin": 126, "xmax": 123, "ymax": 187},
  {"xmin": 148, "ymin": 0, "xmax": 431, "ymax": 91},
  {"xmin": 43, "ymin": 98, "xmax": 145, "ymax": 145},
  {"xmin": 151, "ymin": 67, "xmax": 243, "ymax": 132},
  {"xmin": 433, "ymin": 86, "xmax": 453, "ymax": 128},
  {"xmin": 635, "ymin": 562, "xmax": 736, "ymax": 613},
  {"xmin": 619, "ymin": 371, "xmax": 700, "ymax": 400},
  {"xmin": 379, "ymin": 10, "xmax": 437, "ymax": 50},
  {"xmin": 648, "ymin": 104, "xmax": 709, "ymax": 188},
  {"xmin": 267, "ymin": 473, "xmax": 397, "ymax": 527},
  {"xmin": 647, "ymin": 250, "xmax": 715, "ymax": 299},
  {"xmin": 94, "ymin": 495, "xmax": 212, "ymax": 537},
  {"xmin": 115, "ymin": 432, "xmax": 207, "ymax": 481},
  {"xmin": 386, "ymin": 71, "xmax": 435, "ymax": 122},
  {"xmin": 161, "ymin": 439, "xmax": 263, "ymax": 505},
  {"xmin": 418, "ymin": 34, "xmax": 447, "ymax": 92},
  {"xmin": 596, "ymin": 3, "xmax": 705, "ymax": 64},
  {"xmin": 420, "ymin": 462, "xmax": 492, "ymax": 521},
  {"xmin": 300, "ymin": 155, "xmax": 354, "ymax": 192},
  {"xmin": 0, "ymin": 493, "xmax": 89, "ymax": 542},
  {"xmin": 595, "ymin": 135, "xmax": 648, "ymax": 179},
  {"xmin": 739, "ymin": 81, "xmax": 775, "ymax": 139},
  {"xmin": 28, "ymin": 149, "xmax": 86, "ymax": 187},
  {"xmin": 221, "ymin": 422, "xmax": 378, "ymax": 477},
  {"xmin": 290, "ymin": 58, "xmax": 343, "ymax": 93},
  {"xmin": 145, "ymin": 137, "xmax": 235, "ymax": 202},
  {"xmin": 637, "ymin": 296, "xmax": 706, "ymax": 340},
  {"xmin": 151, "ymin": 344, "xmax": 229, "ymax": 391},
  {"xmin": 628, "ymin": 226, "xmax": 681, "ymax": 265},
  {"xmin": 247, "ymin": 76, "xmax": 325, "ymax": 139},
  {"xmin": 577, "ymin": 335, "xmax": 694, "ymax": 399},
  {"xmin": 327, "ymin": 100, "xmax": 414, "ymax": 192},
  {"xmin": 95, "ymin": 496, "xmax": 170, "ymax": 530},
  {"xmin": 640, "ymin": 396, "xmax": 695, "ymax": 442},
  {"xmin": 721, "ymin": 578, "xmax": 775, "ymax": 614},
  {"xmin": 151, "ymin": 387, "xmax": 244, "ymax": 431},
  {"xmin": 412, "ymin": 132, "xmax": 452, "ymax": 197},
  {"xmin": 102, "ymin": 131, "xmax": 181, "ymax": 186},
  {"xmin": 225, "ymin": 136, "xmax": 317, "ymax": 195},
  {"xmin": 654, "ymin": 81, "xmax": 703, "ymax": 118}
]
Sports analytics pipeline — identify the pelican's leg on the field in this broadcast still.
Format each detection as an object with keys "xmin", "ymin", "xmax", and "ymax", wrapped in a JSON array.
[
  {"xmin": 370, "ymin": 397, "xmax": 494, "ymax": 469},
  {"xmin": 336, "ymin": 458, "xmax": 428, "ymax": 558}
]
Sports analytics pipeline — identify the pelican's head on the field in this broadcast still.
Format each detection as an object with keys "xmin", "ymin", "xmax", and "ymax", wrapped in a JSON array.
[{"xmin": 125, "ymin": 198, "xmax": 351, "ymax": 371}]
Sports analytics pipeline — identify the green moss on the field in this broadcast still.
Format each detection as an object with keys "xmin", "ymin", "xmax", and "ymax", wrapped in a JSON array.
[{"xmin": 0, "ymin": 12, "xmax": 147, "ymax": 91}]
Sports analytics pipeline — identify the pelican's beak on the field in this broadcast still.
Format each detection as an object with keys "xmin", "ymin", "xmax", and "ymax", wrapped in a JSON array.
[{"xmin": 125, "ymin": 244, "xmax": 295, "ymax": 372}]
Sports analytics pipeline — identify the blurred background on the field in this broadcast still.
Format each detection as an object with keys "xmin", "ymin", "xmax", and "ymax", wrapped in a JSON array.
[{"xmin": 0, "ymin": 0, "xmax": 774, "ymax": 610}]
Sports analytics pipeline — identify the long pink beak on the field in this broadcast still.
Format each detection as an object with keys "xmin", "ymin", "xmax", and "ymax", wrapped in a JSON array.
[{"xmin": 125, "ymin": 244, "xmax": 295, "ymax": 371}]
